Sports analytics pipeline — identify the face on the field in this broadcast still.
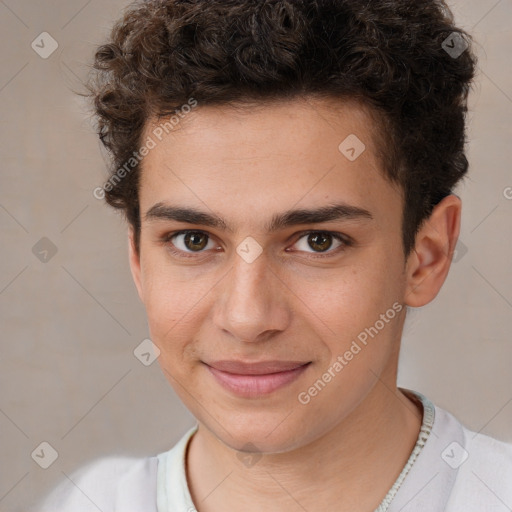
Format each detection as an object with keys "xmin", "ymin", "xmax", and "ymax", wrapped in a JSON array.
[{"xmin": 129, "ymin": 97, "xmax": 410, "ymax": 453}]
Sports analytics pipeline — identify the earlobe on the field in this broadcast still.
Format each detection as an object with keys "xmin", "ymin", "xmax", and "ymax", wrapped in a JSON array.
[
  {"xmin": 404, "ymin": 194, "xmax": 462, "ymax": 308},
  {"xmin": 128, "ymin": 227, "xmax": 144, "ymax": 302}
]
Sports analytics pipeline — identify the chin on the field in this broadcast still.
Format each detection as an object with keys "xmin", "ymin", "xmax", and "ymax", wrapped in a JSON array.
[{"xmin": 205, "ymin": 417, "xmax": 308, "ymax": 455}]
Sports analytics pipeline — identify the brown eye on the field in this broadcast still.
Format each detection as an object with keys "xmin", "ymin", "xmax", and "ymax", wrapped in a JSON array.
[
  {"xmin": 307, "ymin": 232, "xmax": 333, "ymax": 252},
  {"xmin": 183, "ymin": 232, "xmax": 209, "ymax": 251},
  {"xmin": 165, "ymin": 231, "xmax": 216, "ymax": 255},
  {"xmin": 291, "ymin": 231, "xmax": 350, "ymax": 257}
]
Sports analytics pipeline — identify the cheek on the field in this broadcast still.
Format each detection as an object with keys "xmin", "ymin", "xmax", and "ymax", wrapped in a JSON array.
[
  {"xmin": 317, "ymin": 262, "xmax": 399, "ymax": 315},
  {"xmin": 292, "ymin": 250, "xmax": 404, "ymax": 354},
  {"xmin": 139, "ymin": 256, "xmax": 215, "ymax": 360},
  {"xmin": 140, "ymin": 250, "xmax": 187, "ymax": 314},
  {"xmin": 139, "ymin": 261, "xmax": 187, "ymax": 345}
]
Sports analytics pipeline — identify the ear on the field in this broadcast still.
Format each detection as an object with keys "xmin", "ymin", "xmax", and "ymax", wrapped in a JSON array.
[
  {"xmin": 128, "ymin": 226, "xmax": 144, "ymax": 302},
  {"xmin": 404, "ymin": 194, "xmax": 462, "ymax": 307}
]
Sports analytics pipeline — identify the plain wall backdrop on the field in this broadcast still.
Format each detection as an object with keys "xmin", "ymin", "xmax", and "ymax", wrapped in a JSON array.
[{"xmin": 0, "ymin": 1, "xmax": 511, "ymax": 510}]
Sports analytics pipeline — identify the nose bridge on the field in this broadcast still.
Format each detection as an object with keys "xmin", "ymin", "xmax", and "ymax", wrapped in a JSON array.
[
  {"xmin": 214, "ymin": 248, "xmax": 289, "ymax": 342},
  {"xmin": 226, "ymin": 252, "xmax": 272, "ymax": 320}
]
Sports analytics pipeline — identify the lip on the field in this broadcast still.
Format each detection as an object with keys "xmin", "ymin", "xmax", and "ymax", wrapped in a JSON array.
[
  {"xmin": 206, "ymin": 360, "xmax": 311, "ymax": 375},
  {"xmin": 204, "ymin": 360, "xmax": 311, "ymax": 397}
]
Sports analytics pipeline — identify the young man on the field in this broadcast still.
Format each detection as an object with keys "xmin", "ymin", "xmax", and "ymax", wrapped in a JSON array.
[{"xmin": 35, "ymin": 0, "xmax": 512, "ymax": 511}]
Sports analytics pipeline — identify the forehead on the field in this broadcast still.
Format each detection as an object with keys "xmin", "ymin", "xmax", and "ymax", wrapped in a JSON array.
[{"xmin": 138, "ymin": 97, "xmax": 402, "ymax": 233}]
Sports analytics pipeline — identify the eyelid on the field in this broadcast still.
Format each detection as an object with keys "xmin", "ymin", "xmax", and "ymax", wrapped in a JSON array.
[
  {"xmin": 162, "ymin": 230, "xmax": 220, "ymax": 259},
  {"xmin": 288, "ymin": 230, "xmax": 352, "ymax": 256}
]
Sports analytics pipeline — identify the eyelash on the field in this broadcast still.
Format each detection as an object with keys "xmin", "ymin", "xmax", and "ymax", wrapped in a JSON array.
[{"xmin": 160, "ymin": 230, "xmax": 353, "ymax": 260}]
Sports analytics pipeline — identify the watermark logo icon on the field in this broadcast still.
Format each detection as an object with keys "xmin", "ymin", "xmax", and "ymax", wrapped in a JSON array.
[
  {"xmin": 236, "ymin": 237, "xmax": 263, "ymax": 264},
  {"xmin": 452, "ymin": 240, "xmax": 468, "ymax": 263},
  {"xmin": 32, "ymin": 237, "xmax": 58, "ymax": 263},
  {"xmin": 441, "ymin": 441, "xmax": 469, "ymax": 469},
  {"xmin": 236, "ymin": 443, "xmax": 262, "ymax": 467},
  {"xmin": 338, "ymin": 134, "xmax": 366, "ymax": 162},
  {"xmin": 31, "ymin": 32, "xmax": 59, "ymax": 59},
  {"xmin": 134, "ymin": 338, "xmax": 161, "ymax": 366},
  {"xmin": 31, "ymin": 441, "xmax": 59, "ymax": 469},
  {"xmin": 442, "ymin": 32, "xmax": 469, "ymax": 59}
]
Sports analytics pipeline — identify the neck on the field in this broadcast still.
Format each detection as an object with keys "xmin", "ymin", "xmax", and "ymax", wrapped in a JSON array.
[{"xmin": 186, "ymin": 381, "xmax": 423, "ymax": 512}]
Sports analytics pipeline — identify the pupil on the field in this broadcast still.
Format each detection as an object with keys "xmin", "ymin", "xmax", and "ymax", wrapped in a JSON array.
[
  {"xmin": 185, "ymin": 232, "xmax": 207, "ymax": 251},
  {"xmin": 309, "ymin": 233, "xmax": 332, "ymax": 252}
]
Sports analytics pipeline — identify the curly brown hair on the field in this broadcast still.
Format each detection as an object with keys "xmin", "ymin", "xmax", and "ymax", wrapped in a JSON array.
[{"xmin": 87, "ymin": 0, "xmax": 476, "ymax": 257}]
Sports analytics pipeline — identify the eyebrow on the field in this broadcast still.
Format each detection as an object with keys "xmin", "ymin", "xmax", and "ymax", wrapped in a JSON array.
[{"xmin": 144, "ymin": 202, "xmax": 373, "ymax": 233}]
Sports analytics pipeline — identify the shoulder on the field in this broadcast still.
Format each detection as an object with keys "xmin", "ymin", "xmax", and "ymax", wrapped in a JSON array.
[
  {"xmin": 33, "ymin": 426, "xmax": 199, "ymax": 512},
  {"xmin": 439, "ymin": 406, "xmax": 512, "ymax": 510},
  {"xmin": 33, "ymin": 454, "xmax": 158, "ymax": 512},
  {"xmin": 458, "ymin": 425, "xmax": 512, "ymax": 491}
]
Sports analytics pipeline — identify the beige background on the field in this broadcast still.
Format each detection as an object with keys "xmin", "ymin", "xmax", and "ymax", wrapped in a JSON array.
[{"xmin": 0, "ymin": 1, "xmax": 511, "ymax": 510}]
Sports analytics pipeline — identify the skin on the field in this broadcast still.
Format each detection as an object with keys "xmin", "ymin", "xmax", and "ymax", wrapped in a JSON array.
[{"xmin": 128, "ymin": 96, "xmax": 461, "ymax": 512}]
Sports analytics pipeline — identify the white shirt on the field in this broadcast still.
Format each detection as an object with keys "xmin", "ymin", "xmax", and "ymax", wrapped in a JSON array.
[{"xmin": 33, "ymin": 388, "xmax": 512, "ymax": 512}]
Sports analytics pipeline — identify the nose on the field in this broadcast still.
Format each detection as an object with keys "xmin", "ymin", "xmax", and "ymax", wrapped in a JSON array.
[{"xmin": 212, "ymin": 247, "xmax": 291, "ymax": 343}]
